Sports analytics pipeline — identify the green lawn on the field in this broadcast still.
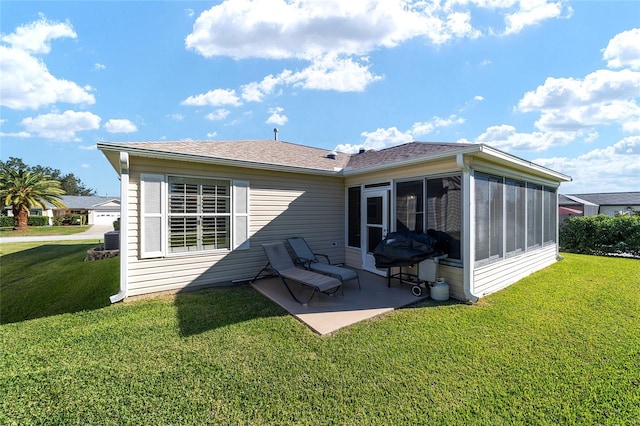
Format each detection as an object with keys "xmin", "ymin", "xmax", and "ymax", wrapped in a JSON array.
[
  {"xmin": 0, "ymin": 225, "xmax": 93, "ymax": 237},
  {"xmin": 1, "ymin": 242, "xmax": 639, "ymax": 425}
]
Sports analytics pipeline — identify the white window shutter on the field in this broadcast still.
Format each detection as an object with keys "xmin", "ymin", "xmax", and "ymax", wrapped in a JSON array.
[
  {"xmin": 140, "ymin": 173, "xmax": 165, "ymax": 258},
  {"xmin": 233, "ymin": 180, "xmax": 250, "ymax": 250}
]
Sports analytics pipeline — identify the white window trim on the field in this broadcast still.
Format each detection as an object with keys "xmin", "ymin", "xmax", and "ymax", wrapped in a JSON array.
[{"xmin": 139, "ymin": 173, "xmax": 249, "ymax": 259}]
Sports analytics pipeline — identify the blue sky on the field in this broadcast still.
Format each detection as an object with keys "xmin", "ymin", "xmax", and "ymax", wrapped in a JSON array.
[{"xmin": 1, "ymin": 0, "xmax": 639, "ymax": 197}]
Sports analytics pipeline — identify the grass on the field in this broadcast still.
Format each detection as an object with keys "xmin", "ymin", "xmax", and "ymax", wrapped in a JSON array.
[
  {"xmin": 1, "ymin": 242, "xmax": 639, "ymax": 425},
  {"xmin": 0, "ymin": 225, "xmax": 93, "ymax": 237}
]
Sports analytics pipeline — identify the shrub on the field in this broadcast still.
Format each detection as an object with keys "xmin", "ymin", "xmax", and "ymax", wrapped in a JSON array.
[
  {"xmin": 560, "ymin": 215, "xmax": 640, "ymax": 257},
  {"xmin": 28, "ymin": 216, "xmax": 50, "ymax": 226},
  {"xmin": 0, "ymin": 215, "xmax": 50, "ymax": 227},
  {"xmin": 0, "ymin": 216, "xmax": 13, "ymax": 227},
  {"xmin": 113, "ymin": 218, "xmax": 120, "ymax": 231}
]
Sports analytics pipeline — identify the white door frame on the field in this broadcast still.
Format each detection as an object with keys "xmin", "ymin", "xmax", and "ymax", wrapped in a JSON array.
[{"xmin": 361, "ymin": 188, "xmax": 390, "ymax": 276}]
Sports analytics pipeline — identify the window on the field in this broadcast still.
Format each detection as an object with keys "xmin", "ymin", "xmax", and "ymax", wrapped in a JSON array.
[
  {"xmin": 474, "ymin": 172, "xmax": 558, "ymax": 265},
  {"xmin": 168, "ymin": 177, "xmax": 230, "ymax": 253},
  {"xmin": 347, "ymin": 186, "xmax": 361, "ymax": 248},
  {"xmin": 505, "ymin": 179, "xmax": 526, "ymax": 256},
  {"xmin": 140, "ymin": 174, "xmax": 249, "ymax": 258},
  {"xmin": 474, "ymin": 173, "xmax": 503, "ymax": 263},
  {"xmin": 393, "ymin": 176, "xmax": 462, "ymax": 261},
  {"xmin": 426, "ymin": 176, "xmax": 462, "ymax": 260},
  {"xmin": 543, "ymin": 186, "xmax": 557, "ymax": 244},
  {"xmin": 396, "ymin": 180, "xmax": 423, "ymax": 233},
  {"xmin": 527, "ymin": 183, "xmax": 543, "ymax": 249}
]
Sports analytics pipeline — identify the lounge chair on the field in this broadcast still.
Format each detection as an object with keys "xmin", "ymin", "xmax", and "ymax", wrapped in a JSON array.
[
  {"xmin": 287, "ymin": 237, "xmax": 361, "ymax": 290},
  {"xmin": 258, "ymin": 242, "xmax": 343, "ymax": 305}
]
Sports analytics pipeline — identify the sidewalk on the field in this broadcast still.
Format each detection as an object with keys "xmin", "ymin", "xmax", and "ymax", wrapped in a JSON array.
[{"xmin": 0, "ymin": 225, "xmax": 115, "ymax": 243}]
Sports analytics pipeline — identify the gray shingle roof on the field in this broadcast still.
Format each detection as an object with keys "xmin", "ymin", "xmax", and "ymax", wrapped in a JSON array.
[
  {"xmin": 566, "ymin": 192, "xmax": 640, "ymax": 206},
  {"xmin": 344, "ymin": 141, "xmax": 474, "ymax": 170},
  {"xmin": 45, "ymin": 196, "xmax": 120, "ymax": 209},
  {"xmin": 100, "ymin": 140, "xmax": 351, "ymax": 171},
  {"xmin": 99, "ymin": 140, "xmax": 476, "ymax": 173}
]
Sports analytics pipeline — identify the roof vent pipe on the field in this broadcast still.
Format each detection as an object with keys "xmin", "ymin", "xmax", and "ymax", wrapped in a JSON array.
[
  {"xmin": 359, "ymin": 148, "xmax": 365, "ymax": 154},
  {"xmin": 327, "ymin": 151, "xmax": 337, "ymax": 160},
  {"xmin": 273, "ymin": 128, "xmax": 278, "ymax": 141}
]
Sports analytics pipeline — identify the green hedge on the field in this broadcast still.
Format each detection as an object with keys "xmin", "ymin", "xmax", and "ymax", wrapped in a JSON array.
[
  {"xmin": 0, "ymin": 215, "xmax": 50, "ymax": 227},
  {"xmin": 559, "ymin": 215, "xmax": 640, "ymax": 257}
]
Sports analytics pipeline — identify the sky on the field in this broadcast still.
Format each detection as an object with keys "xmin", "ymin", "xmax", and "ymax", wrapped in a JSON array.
[{"xmin": 1, "ymin": 0, "xmax": 639, "ymax": 197}]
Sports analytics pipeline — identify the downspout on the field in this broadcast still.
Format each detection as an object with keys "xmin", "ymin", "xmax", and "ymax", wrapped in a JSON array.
[
  {"xmin": 456, "ymin": 154, "xmax": 479, "ymax": 303},
  {"xmin": 110, "ymin": 152, "xmax": 129, "ymax": 303}
]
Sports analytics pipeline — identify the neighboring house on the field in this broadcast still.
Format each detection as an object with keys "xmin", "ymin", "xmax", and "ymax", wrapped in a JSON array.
[
  {"xmin": 558, "ymin": 194, "xmax": 599, "ymax": 222},
  {"xmin": 97, "ymin": 140, "xmax": 571, "ymax": 303},
  {"xmin": 560, "ymin": 192, "xmax": 640, "ymax": 217},
  {"xmin": 52, "ymin": 196, "xmax": 121, "ymax": 226},
  {"xmin": 3, "ymin": 195, "xmax": 120, "ymax": 226}
]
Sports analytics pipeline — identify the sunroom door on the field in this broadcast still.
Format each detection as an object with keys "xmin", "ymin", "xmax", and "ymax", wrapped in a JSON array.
[{"xmin": 362, "ymin": 189, "xmax": 389, "ymax": 276}]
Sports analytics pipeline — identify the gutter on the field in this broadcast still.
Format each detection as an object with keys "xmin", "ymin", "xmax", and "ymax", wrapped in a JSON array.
[
  {"xmin": 456, "ymin": 153, "xmax": 479, "ymax": 303},
  {"xmin": 109, "ymin": 151, "xmax": 129, "ymax": 303}
]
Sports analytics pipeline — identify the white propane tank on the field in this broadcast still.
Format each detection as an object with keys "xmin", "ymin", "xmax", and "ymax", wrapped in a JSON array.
[{"xmin": 430, "ymin": 278, "xmax": 449, "ymax": 301}]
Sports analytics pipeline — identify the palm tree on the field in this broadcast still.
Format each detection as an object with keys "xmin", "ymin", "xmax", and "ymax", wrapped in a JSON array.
[{"xmin": 0, "ymin": 169, "xmax": 66, "ymax": 231}]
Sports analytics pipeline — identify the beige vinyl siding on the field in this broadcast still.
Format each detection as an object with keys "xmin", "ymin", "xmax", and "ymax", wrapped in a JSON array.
[
  {"xmin": 473, "ymin": 245, "xmax": 557, "ymax": 297},
  {"xmin": 125, "ymin": 156, "xmax": 344, "ymax": 297},
  {"xmin": 437, "ymin": 264, "xmax": 464, "ymax": 300},
  {"xmin": 344, "ymin": 158, "xmax": 457, "ymax": 187},
  {"xmin": 344, "ymin": 247, "xmax": 362, "ymax": 269}
]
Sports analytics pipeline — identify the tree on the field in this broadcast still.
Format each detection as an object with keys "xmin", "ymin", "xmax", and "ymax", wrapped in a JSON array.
[
  {"xmin": 0, "ymin": 168, "xmax": 66, "ymax": 231},
  {"xmin": 0, "ymin": 157, "xmax": 96, "ymax": 196}
]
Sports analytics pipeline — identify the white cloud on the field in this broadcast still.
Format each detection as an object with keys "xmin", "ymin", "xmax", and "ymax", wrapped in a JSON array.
[
  {"xmin": 335, "ymin": 115, "xmax": 464, "ymax": 153},
  {"xmin": 205, "ymin": 109, "xmax": 231, "ymax": 121},
  {"xmin": 19, "ymin": 110, "xmax": 101, "ymax": 141},
  {"xmin": 535, "ymin": 136, "xmax": 640, "ymax": 193},
  {"xmin": 79, "ymin": 144, "xmax": 97, "ymax": 150},
  {"xmin": 181, "ymin": 88, "xmax": 242, "ymax": 107},
  {"xmin": 241, "ymin": 74, "xmax": 282, "ymax": 102},
  {"xmin": 185, "ymin": 0, "xmax": 558, "ymax": 61},
  {"xmin": 518, "ymin": 69, "xmax": 640, "ymax": 132},
  {"xmin": 185, "ymin": 1, "xmax": 568, "ymax": 101},
  {"xmin": 266, "ymin": 107, "xmax": 288, "ymax": 126},
  {"xmin": 411, "ymin": 115, "xmax": 465, "ymax": 136},
  {"xmin": 0, "ymin": 131, "xmax": 31, "ymax": 138},
  {"xmin": 503, "ymin": 0, "xmax": 569, "ymax": 35},
  {"xmin": 104, "ymin": 119, "xmax": 137, "ymax": 133},
  {"xmin": 464, "ymin": 124, "xmax": 576, "ymax": 151},
  {"xmin": 0, "ymin": 18, "xmax": 95, "ymax": 110},
  {"xmin": 284, "ymin": 54, "xmax": 382, "ymax": 92},
  {"xmin": 94, "ymin": 63, "xmax": 106, "ymax": 70},
  {"xmin": 168, "ymin": 113, "xmax": 184, "ymax": 121},
  {"xmin": 602, "ymin": 28, "xmax": 640, "ymax": 70},
  {"xmin": 81, "ymin": 163, "xmax": 90, "ymax": 168},
  {"xmin": 1, "ymin": 16, "xmax": 76, "ymax": 54},
  {"xmin": 206, "ymin": 131, "xmax": 218, "ymax": 138}
]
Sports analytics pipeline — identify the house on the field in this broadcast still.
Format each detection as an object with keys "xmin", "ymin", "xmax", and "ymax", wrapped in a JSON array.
[
  {"xmin": 97, "ymin": 140, "xmax": 571, "ymax": 303},
  {"xmin": 50, "ymin": 195, "xmax": 121, "ymax": 226},
  {"xmin": 558, "ymin": 194, "xmax": 599, "ymax": 222},
  {"xmin": 3, "ymin": 195, "xmax": 120, "ymax": 226},
  {"xmin": 560, "ymin": 192, "xmax": 640, "ymax": 218}
]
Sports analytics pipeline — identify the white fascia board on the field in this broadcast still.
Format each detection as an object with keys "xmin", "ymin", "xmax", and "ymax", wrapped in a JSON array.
[{"xmin": 475, "ymin": 144, "xmax": 572, "ymax": 182}]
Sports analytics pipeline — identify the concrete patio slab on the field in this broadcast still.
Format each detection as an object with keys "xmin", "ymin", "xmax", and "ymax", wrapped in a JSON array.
[{"xmin": 251, "ymin": 269, "xmax": 428, "ymax": 335}]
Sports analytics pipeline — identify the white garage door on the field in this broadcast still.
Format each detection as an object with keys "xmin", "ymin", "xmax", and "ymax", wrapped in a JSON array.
[{"xmin": 92, "ymin": 211, "xmax": 120, "ymax": 225}]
